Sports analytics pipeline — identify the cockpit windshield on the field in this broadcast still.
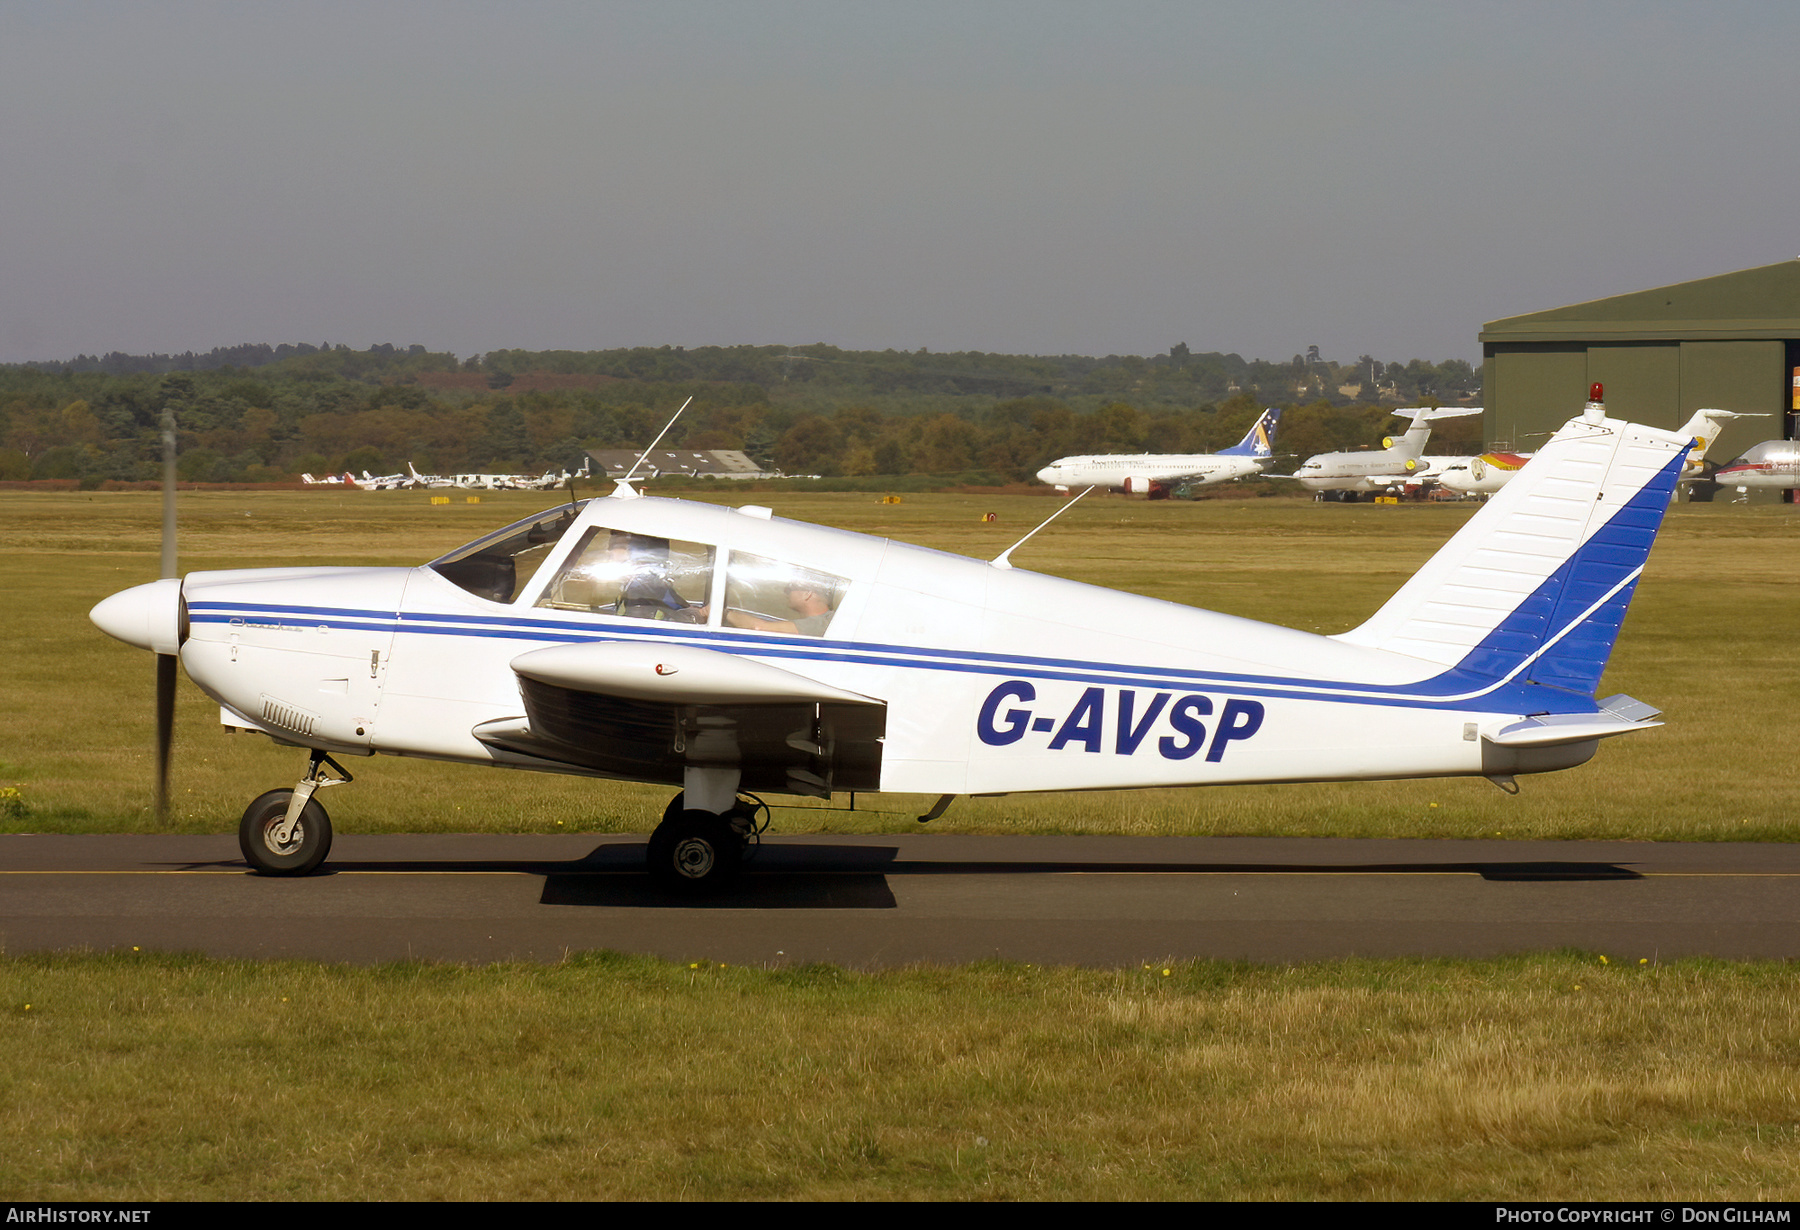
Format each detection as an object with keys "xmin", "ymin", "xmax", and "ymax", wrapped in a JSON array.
[{"xmin": 429, "ymin": 501, "xmax": 588, "ymax": 603}]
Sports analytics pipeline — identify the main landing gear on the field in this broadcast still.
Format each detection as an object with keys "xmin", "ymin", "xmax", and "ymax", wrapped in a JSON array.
[
  {"xmin": 646, "ymin": 777, "xmax": 768, "ymax": 895},
  {"xmin": 238, "ymin": 751, "xmax": 353, "ymax": 876}
]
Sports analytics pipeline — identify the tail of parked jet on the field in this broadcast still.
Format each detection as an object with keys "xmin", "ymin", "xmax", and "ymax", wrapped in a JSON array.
[
  {"xmin": 1672, "ymin": 407, "xmax": 1764, "ymax": 479},
  {"xmin": 1384, "ymin": 405, "xmax": 1484, "ymax": 460},
  {"xmin": 1335, "ymin": 387, "xmax": 1688, "ymax": 701},
  {"xmin": 1218, "ymin": 407, "xmax": 1282, "ymax": 457}
]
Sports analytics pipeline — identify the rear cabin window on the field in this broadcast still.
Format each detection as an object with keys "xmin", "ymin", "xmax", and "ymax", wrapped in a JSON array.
[{"xmin": 722, "ymin": 553, "xmax": 847, "ymax": 638}]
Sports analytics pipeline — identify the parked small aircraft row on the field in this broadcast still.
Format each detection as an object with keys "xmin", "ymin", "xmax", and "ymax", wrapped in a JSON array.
[{"xmin": 302, "ymin": 462, "xmax": 588, "ymax": 492}]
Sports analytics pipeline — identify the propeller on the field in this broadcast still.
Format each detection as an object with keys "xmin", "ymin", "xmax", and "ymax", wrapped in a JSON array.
[{"xmin": 155, "ymin": 401, "xmax": 177, "ymax": 823}]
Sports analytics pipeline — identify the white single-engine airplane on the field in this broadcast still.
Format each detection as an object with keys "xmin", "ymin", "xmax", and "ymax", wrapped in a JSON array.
[
  {"xmin": 1035, "ymin": 408, "xmax": 1281, "ymax": 497},
  {"xmin": 92, "ymin": 390, "xmax": 1687, "ymax": 890}
]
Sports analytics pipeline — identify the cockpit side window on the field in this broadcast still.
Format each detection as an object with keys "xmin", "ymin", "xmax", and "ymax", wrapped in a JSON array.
[
  {"xmin": 536, "ymin": 526, "xmax": 717, "ymax": 625},
  {"xmin": 722, "ymin": 552, "xmax": 847, "ymax": 637},
  {"xmin": 429, "ymin": 503, "xmax": 586, "ymax": 603}
]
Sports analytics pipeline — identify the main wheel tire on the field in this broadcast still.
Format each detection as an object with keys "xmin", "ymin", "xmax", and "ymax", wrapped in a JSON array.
[
  {"xmin": 239, "ymin": 789, "xmax": 333, "ymax": 877},
  {"xmin": 646, "ymin": 809, "xmax": 741, "ymax": 894},
  {"xmin": 662, "ymin": 792, "xmax": 757, "ymax": 846}
]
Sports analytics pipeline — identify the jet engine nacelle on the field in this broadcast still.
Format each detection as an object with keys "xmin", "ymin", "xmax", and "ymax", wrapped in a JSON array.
[{"xmin": 1122, "ymin": 475, "xmax": 1165, "ymax": 497}]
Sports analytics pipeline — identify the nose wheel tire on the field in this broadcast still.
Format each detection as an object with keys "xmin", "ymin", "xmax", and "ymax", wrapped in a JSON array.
[
  {"xmin": 239, "ymin": 789, "xmax": 333, "ymax": 877},
  {"xmin": 646, "ymin": 810, "xmax": 741, "ymax": 894}
]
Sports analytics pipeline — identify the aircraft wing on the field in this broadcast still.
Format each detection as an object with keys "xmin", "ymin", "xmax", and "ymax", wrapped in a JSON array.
[{"xmin": 473, "ymin": 641, "xmax": 886, "ymax": 796}]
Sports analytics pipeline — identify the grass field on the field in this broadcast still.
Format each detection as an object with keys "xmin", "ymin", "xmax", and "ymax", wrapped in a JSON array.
[
  {"xmin": 4, "ymin": 950, "xmax": 1799, "ymax": 1201},
  {"xmin": 3, "ymin": 486, "xmax": 1795, "ymax": 842},
  {"xmin": 4, "ymin": 487, "xmax": 1798, "ymax": 1201}
]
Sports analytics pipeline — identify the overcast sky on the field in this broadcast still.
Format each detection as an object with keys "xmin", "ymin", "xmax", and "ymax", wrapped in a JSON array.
[{"xmin": 2, "ymin": 1, "xmax": 1794, "ymax": 367}]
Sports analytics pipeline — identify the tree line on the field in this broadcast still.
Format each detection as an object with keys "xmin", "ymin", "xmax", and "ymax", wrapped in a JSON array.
[{"xmin": 0, "ymin": 343, "xmax": 1485, "ymax": 486}]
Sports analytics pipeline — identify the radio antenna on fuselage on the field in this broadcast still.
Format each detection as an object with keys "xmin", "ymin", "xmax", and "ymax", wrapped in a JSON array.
[
  {"xmin": 991, "ymin": 486, "xmax": 1094, "ymax": 570},
  {"xmin": 612, "ymin": 396, "xmax": 695, "ymax": 499}
]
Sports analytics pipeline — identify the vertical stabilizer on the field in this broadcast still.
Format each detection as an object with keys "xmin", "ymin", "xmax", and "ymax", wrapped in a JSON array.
[
  {"xmin": 1333, "ymin": 411, "xmax": 1687, "ymax": 696},
  {"xmin": 1386, "ymin": 405, "xmax": 1483, "ymax": 461},
  {"xmin": 1672, "ymin": 407, "xmax": 1761, "ymax": 479},
  {"xmin": 1219, "ymin": 407, "xmax": 1282, "ymax": 457}
]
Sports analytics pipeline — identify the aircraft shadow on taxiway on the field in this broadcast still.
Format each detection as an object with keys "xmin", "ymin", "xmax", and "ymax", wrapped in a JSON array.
[{"xmin": 158, "ymin": 841, "xmax": 1644, "ymax": 911}]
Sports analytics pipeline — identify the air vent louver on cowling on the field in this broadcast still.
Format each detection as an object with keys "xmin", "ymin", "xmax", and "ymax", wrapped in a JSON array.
[{"xmin": 259, "ymin": 696, "xmax": 318, "ymax": 737}]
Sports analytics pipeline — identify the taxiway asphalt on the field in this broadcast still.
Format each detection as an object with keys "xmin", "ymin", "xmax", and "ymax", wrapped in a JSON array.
[{"xmin": 4, "ymin": 832, "xmax": 1797, "ymax": 967}]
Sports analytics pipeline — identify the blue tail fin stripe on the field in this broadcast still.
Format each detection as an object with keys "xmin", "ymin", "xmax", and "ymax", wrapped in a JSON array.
[{"xmin": 1440, "ymin": 447, "xmax": 1683, "ymax": 697}]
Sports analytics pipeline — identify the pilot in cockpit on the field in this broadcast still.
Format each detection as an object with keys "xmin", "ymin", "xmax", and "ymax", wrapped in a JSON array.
[{"xmin": 616, "ymin": 534, "xmax": 708, "ymax": 624}]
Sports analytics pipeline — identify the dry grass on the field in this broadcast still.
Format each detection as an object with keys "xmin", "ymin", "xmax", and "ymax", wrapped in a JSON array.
[
  {"xmin": 1, "ymin": 951, "xmax": 1796, "ymax": 1200},
  {"xmin": 3, "ymin": 488, "xmax": 1796, "ymax": 842}
]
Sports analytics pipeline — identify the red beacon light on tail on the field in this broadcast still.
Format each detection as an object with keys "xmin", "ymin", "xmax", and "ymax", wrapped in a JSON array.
[{"xmin": 1584, "ymin": 382, "xmax": 1606, "ymax": 424}]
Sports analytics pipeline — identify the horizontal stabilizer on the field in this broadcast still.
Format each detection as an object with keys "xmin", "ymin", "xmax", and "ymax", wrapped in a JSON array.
[
  {"xmin": 1395, "ymin": 405, "xmax": 1484, "ymax": 423},
  {"xmin": 1487, "ymin": 692, "xmax": 1663, "ymax": 747}
]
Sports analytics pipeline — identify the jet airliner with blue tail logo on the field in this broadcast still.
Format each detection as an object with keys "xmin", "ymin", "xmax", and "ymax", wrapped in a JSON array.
[{"xmin": 1036, "ymin": 407, "xmax": 1281, "ymax": 497}]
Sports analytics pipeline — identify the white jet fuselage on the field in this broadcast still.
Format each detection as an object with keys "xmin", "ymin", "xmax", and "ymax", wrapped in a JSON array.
[
  {"xmin": 1715, "ymin": 440, "xmax": 1800, "ymax": 489},
  {"xmin": 1034, "ymin": 453, "xmax": 1265, "ymax": 493},
  {"xmin": 1293, "ymin": 441, "xmax": 1427, "ymax": 491}
]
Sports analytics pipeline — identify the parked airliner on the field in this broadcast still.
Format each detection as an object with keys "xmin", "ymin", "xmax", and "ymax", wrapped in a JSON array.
[{"xmin": 1035, "ymin": 408, "xmax": 1280, "ymax": 497}]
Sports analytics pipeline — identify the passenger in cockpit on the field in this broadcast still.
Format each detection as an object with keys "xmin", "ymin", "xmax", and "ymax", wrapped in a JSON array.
[{"xmin": 725, "ymin": 579, "xmax": 835, "ymax": 636}]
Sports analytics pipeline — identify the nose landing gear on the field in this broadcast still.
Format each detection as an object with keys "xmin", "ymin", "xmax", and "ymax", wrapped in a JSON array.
[{"xmin": 238, "ymin": 751, "xmax": 353, "ymax": 876}]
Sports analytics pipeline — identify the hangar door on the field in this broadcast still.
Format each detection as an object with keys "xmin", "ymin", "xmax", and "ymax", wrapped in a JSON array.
[
  {"xmin": 1484, "ymin": 345, "xmax": 1586, "ymax": 446},
  {"xmin": 1586, "ymin": 344, "xmax": 1680, "ymax": 426}
]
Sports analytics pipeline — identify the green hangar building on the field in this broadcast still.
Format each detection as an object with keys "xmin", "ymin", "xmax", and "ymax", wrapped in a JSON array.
[{"xmin": 1479, "ymin": 259, "xmax": 1800, "ymax": 500}]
